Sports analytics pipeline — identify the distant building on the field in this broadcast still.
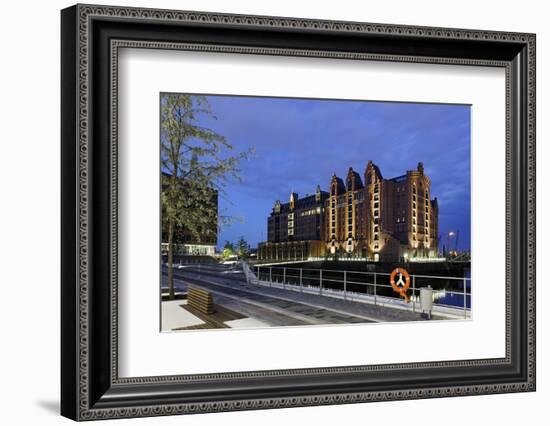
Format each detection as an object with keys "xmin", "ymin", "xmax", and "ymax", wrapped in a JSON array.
[
  {"xmin": 258, "ymin": 186, "xmax": 328, "ymax": 261},
  {"xmin": 161, "ymin": 173, "xmax": 218, "ymax": 256},
  {"xmin": 259, "ymin": 161, "xmax": 439, "ymax": 262}
]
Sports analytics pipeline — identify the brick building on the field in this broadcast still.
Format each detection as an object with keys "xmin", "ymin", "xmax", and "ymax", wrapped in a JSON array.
[
  {"xmin": 258, "ymin": 186, "xmax": 328, "ymax": 261},
  {"xmin": 258, "ymin": 161, "xmax": 439, "ymax": 262}
]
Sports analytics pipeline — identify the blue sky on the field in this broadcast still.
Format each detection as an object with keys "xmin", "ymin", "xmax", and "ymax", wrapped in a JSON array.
[{"xmin": 182, "ymin": 94, "xmax": 471, "ymax": 252}]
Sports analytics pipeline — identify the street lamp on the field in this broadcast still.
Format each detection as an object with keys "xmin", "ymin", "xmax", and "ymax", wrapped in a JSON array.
[
  {"xmin": 447, "ymin": 231, "xmax": 459, "ymax": 256},
  {"xmin": 447, "ymin": 231, "xmax": 455, "ymax": 258}
]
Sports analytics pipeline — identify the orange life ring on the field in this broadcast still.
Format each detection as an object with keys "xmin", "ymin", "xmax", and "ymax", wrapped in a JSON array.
[{"xmin": 389, "ymin": 267, "xmax": 411, "ymax": 303}]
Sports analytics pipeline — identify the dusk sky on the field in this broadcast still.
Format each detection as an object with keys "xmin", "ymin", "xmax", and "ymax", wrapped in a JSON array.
[{"xmin": 176, "ymin": 94, "xmax": 471, "ymax": 252}]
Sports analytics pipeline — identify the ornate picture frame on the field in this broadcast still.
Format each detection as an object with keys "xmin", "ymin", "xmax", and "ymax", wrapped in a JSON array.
[{"xmin": 61, "ymin": 4, "xmax": 536, "ymax": 420}]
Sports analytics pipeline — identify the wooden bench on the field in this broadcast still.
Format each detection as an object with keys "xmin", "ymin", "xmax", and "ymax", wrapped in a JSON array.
[{"xmin": 187, "ymin": 287, "xmax": 215, "ymax": 315}]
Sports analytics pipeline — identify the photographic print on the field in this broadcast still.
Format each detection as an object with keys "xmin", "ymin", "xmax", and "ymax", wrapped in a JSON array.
[{"xmin": 160, "ymin": 93, "xmax": 471, "ymax": 332}]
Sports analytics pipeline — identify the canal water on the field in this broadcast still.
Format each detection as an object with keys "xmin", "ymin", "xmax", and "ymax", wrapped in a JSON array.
[{"xmin": 437, "ymin": 267, "xmax": 471, "ymax": 308}]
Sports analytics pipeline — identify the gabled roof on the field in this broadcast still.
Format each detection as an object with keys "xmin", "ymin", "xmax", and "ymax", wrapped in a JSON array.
[
  {"xmin": 330, "ymin": 174, "xmax": 346, "ymax": 194},
  {"xmin": 346, "ymin": 167, "xmax": 364, "ymax": 190},
  {"xmin": 365, "ymin": 160, "xmax": 383, "ymax": 180}
]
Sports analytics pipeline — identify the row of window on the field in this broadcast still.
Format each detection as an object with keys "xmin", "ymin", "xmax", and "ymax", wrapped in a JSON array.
[{"xmin": 299, "ymin": 207, "xmax": 322, "ymax": 217}]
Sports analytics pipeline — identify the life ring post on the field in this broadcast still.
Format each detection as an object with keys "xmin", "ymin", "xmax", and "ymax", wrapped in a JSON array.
[{"xmin": 389, "ymin": 267, "xmax": 411, "ymax": 303}]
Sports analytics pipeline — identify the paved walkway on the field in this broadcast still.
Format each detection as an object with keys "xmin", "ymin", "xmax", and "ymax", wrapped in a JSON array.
[
  {"xmin": 161, "ymin": 300, "xmax": 204, "ymax": 332},
  {"xmin": 166, "ymin": 266, "xmax": 432, "ymax": 325}
]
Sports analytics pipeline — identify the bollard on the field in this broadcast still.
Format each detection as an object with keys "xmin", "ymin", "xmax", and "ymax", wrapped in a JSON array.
[
  {"xmin": 343, "ymin": 270, "xmax": 347, "ymax": 300},
  {"xmin": 412, "ymin": 275, "xmax": 416, "ymax": 313},
  {"xmin": 374, "ymin": 273, "xmax": 377, "ymax": 306}
]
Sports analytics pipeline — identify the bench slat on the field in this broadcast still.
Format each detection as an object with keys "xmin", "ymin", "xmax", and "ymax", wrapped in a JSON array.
[{"xmin": 187, "ymin": 287, "xmax": 215, "ymax": 315}]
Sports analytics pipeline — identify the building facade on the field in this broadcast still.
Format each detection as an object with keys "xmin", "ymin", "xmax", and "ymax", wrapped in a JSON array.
[
  {"xmin": 354, "ymin": 160, "xmax": 438, "ymax": 261},
  {"xmin": 259, "ymin": 161, "xmax": 439, "ymax": 262},
  {"xmin": 258, "ymin": 186, "xmax": 329, "ymax": 261},
  {"xmin": 326, "ymin": 167, "xmax": 370, "ymax": 257}
]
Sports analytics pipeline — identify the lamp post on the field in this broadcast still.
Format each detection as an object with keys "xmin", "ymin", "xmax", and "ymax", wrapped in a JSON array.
[
  {"xmin": 447, "ymin": 231, "xmax": 459, "ymax": 257},
  {"xmin": 447, "ymin": 231, "xmax": 455, "ymax": 258}
]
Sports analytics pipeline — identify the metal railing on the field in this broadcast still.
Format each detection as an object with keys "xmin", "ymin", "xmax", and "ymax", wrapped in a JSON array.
[{"xmin": 248, "ymin": 264, "xmax": 471, "ymax": 319}]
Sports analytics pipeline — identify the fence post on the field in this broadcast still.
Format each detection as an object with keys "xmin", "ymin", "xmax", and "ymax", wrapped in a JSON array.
[
  {"xmin": 258, "ymin": 265, "xmax": 262, "ymax": 285},
  {"xmin": 299, "ymin": 268, "xmax": 303, "ymax": 292},
  {"xmin": 283, "ymin": 267, "xmax": 286, "ymax": 290},
  {"xmin": 319, "ymin": 269, "xmax": 323, "ymax": 295},
  {"xmin": 269, "ymin": 267, "xmax": 272, "ymax": 287},
  {"xmin": 343, "ymin": 270, "xmax": 347, "ymax": 300},
  {"xmin": 412, "ymin": 275, "xmax": 416, "ymax": 313},
  {"xmin": 463, "ymin": 277, "xmax": 467, "ymax": 319},
  {"xmin": 374, "ymin": 273, "xmax": 377, "ymax": 306}
]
